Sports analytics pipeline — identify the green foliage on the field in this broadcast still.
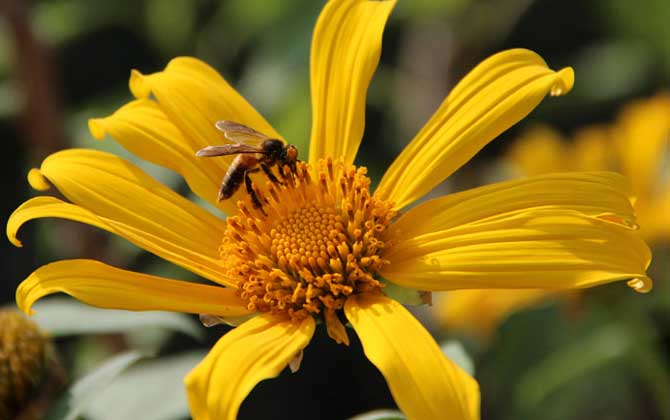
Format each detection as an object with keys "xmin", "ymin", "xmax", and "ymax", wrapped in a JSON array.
[
  {"xmin": 348, "ymin": 409, "xmax": 407, "ymax": 420},
  {"xmin": 441, "ymin": 340, "xmax": 475, "ymax": 376},
  {"xmin": 81, "ymin": 351, "xmax": 207, "ymax": 420},
  {"xmin": 46, "ymin": 350, "xmax": 145, "ymax": 420},
  {"xmin": 31, "ymin": 297, "xmax": 204, "ymax": 342}
]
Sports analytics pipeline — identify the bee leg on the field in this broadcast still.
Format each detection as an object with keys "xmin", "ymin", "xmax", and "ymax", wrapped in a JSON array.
[
  {"xmin": 244, "ymin": 170, "xmax": 263, "ymax": 209},
  {"xmin": 277, "ymin": 162, "xmax": 296, "ymax": 181},
  {"xmin": 288, "ymin": 160, "xmax": 298, "ymax": 174},
  {"xmin": 261, "ymin": 163, "xmax": 283, "ymax": 185},
  {"xmin": 277, "ymin": 163, "xmax": 287, "ymax": 180}
]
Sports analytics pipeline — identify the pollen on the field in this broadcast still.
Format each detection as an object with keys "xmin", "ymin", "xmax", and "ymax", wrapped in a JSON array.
[{"xmin": 220, "ymin": 158, "xmax": 396, "ymax": 344}]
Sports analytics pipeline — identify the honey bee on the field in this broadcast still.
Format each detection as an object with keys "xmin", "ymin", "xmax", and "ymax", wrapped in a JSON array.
[{"xmin": 195, "ymin": 121, "xmax": 299, "ymax": 208}]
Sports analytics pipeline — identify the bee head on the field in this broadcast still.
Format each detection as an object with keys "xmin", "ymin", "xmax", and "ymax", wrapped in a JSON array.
[
  {"xmin": 262, "ymin": 139, "xmax": 285, "ymax": 160},
  {"xmin": 283, "ymin": 145, "xmax": 298, "ymax": 162}
]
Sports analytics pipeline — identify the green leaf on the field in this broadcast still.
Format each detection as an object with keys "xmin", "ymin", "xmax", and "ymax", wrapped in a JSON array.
[
  {"xmin": 516, "ymin": 324, "xmax": 632, "ymax": 409},
  {"xmin": 572, "ymin": 41, "xmax": 655, "ymax": 101},
  {"xmin": 348, "ymin": 409, "xmax": 407, "ymax": 420},
  {"xmin": 82, "ymin": 351, "xmax": 207, "ymax": 420},
  {"xmin": 145, "ymin": 0, "xmax": 196, "ymax": 53},
  {"xmin": 46, "ymin": 350, "xmax": 146, "ymax": 420},
  {"xmin": 31, "ymin": 297, "xmax": 204, "ymax": 341}
]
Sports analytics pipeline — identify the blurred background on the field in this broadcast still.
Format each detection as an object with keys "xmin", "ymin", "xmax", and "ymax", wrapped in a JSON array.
[{"xmin": 1, "ymin": 0, "xmax": 668, "ymax": 419}]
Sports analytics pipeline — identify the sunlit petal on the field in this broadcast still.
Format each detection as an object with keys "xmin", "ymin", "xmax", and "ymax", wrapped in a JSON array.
[
  {"xmin": 382, "ymin": 172, "xmax": 652, "ymax": 292},
  {"xmin": 130, "ymin": 57, "xmax": 281, "ymax": 209},
  {"xmin": 17, "ymin": 259, "xmax": 250, "ymax": 317},
  {"xmin": 309, "ymin": 0, "xmax": 396, "ymax": 165},
  {"xmin": 185, "ymin": 314, "xmax": 315, "ymax": 420},
  {"xmin": 89, "ymin": 99, "xmax": 224, "ymax": 211},
  {"xmin": 8, "ymin": 150, "xmax": 233, "ymax": 286},
  {"xmin": 377, "ymin": 49, "xmax": 574, "ymax": 209},
  {"xmin": 345, "ymin": 295, "xmax": 480, "ymax": 420}
]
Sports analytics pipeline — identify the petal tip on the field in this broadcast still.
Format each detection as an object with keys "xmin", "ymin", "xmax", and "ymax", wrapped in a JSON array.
[
  {"xmin": 27, "ymin": 168, "xmax": 50, "ymax": 191},
  {"xmin": 15, "ymin": 285, "xmax": 35, "ymax": 315},
  {"xmin": 88, "ymin": 118, "xmax": 107, "ymax": 140},
  {"xmin": 129, "ymin": 69, "xmax": 151, "ymax": 99},
  {"xmin": 550, "ymin": 67, "xmax": 574, "ymax": 96},
  {"xmin": 8, "ymin": 233, "xmax": 23, "ymax": 248},
  {"xmin": 7, "ymin": 206, "xmax": 24, "ymax": 247},
  {"xmin": 19, "ymin": 304, "xmax": 35, "ymax": 316},
  {"xmin": 627, "ymin": 276, "xmax": 653, "ymax": 293}
]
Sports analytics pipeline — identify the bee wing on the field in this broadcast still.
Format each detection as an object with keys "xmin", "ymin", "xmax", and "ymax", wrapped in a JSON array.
[
  {"xmin": 215, "ymin": 121, "xmax": 272, "ymax": 146},
  {"xmin": 195, "ymin": 144, "xmax": 262, "ymax": 157}
]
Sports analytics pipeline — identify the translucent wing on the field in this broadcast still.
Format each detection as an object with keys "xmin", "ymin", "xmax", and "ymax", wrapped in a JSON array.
[
  {"xmin": 215, "ymin": 121, "xmax": 272, "ymax": 146},
  {"xmin": 195, "ymin": 144, "xmax": 262, "ymax": 157}
]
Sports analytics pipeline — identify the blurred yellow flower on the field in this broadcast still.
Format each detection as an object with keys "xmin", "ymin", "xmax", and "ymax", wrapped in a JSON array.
[
  {"xmin": 7, "ymin": 1, "xmax": 654, "ymax": 419},
  {"xmin": 438, "ymin": 92, "xmax": 668, "ymax": 339}
]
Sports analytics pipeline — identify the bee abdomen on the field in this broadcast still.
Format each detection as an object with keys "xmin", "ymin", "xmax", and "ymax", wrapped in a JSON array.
[{"xmin": 220, "ymin": 167, "xmax": 244, "ymax": 200}]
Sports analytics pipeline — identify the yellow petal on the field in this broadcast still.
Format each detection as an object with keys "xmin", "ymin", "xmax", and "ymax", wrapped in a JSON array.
[
  {"xmin": 8, "ymin": 150, "xmax": 233, "ymax": 286},
  {"xmin": 308, "ymin": 0, "xmax": 396, "ymax": 165},
  {"xmin": 345, "ymin": 295, "xmax": 480, "ymax": 420},
  {"xmin": 386, "ymin": 172, "xmax": 637, "ymax": 242},
  {"xmin": 376, "ymin": 49, "xmax": 574, "ymax": 209},
  {"xmin": 17, "ymin": 259, "xmax": 250, "ymax": 317},
  {"xmin": 383, "ymin": 214, "xmax": 651, "ymax": 293},
  {"xmin": 89, "ymin": 99, "xmax": 224, "ymax": 211},
  {"xmin": 129, "ymin": 57, "xmax": 282, "ymax": 211},
  {"xmin": 435, "ymin": 289, "xmax": 555, "ymax": 339},
  {"xmin": 184, "ymin": 314, "xmax": 315, "ymax": 420},
  {"xmin": 382, "ymin": 172, "xmax": 652, "ymax": 292},
  {"xmin": 28, "ymin": 168, "xmax": 51, "ymax": 191}
]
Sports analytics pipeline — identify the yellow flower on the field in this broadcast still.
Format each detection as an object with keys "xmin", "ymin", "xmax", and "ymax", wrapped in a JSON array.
[
  {"xmin": 7, "ymin": 1, "xmax": 652, "ymax": 419},
  {"xmin": 437, "ymin": 92, "xmax": 668, "ymax": 339}
]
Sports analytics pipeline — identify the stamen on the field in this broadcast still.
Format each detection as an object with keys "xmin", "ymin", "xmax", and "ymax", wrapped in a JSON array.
[
  {"xmin": 220, "ymin": 159, "xmax": 397, "ymax": 344},
  {"xmin": 324, "ymin": 308, "xmax": 350, "ymax": 346}
]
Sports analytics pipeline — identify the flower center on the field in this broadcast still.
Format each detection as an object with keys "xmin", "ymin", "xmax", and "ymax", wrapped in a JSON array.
[{"xmin": 220, "ymin": 158, "xmax": 396, "ymax": 344}]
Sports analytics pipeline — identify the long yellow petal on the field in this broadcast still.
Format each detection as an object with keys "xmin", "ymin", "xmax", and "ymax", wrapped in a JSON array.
[
  {"xmin": 184, "ymin": 314, "xmax": 315, "ymax": 420},
  {"xmin": 8, "ymin": 150, "xmax": 234, "ymax": 286},
  {"xmin": 387, "ymin": 172, "xmax": 637, "ymax": 242},
  {"xmin": 345, "ymin": 295, "xmax": 480, "ymax": 420},
  {"xmin": 129, "ymin": 57, "xmax": 281, "ymax": 212},
  {"xmin": 17, "ymin": 259, "xmax": 250, "ymax": 317},
  {"xmin": 308, "ymin": 0, "xmax": 396, "ymax": 165},
  {"xmin": 382, "ymin": 172, "xmax": 651, "ymax": 292},
  {"xmin": 376, "ymin": 49, "xmax": 574, "ymax": 209},
  {"xmin": 89, "ymin": 99, "xmax": 223, "ymax": 210},
  {"xmin": 383, "ymin": 218, "xmax": 650, "ymax": 292}
]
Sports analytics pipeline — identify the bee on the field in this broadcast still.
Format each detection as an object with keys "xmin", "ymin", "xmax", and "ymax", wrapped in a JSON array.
[{"xmin": 195, "ymin": 121, "xmax": 299, "ymax": 208}]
